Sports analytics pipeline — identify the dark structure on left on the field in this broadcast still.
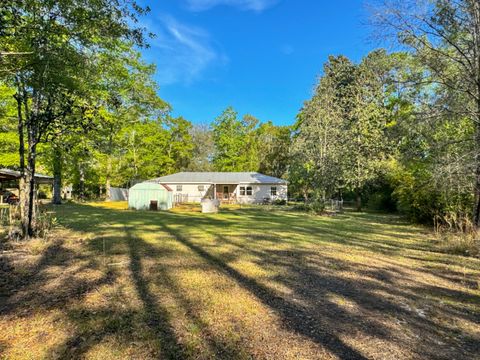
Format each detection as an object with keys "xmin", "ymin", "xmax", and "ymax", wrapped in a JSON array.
[{"xmin": 0, "ymin": 169, "xmax": 53, "ymax": 204}]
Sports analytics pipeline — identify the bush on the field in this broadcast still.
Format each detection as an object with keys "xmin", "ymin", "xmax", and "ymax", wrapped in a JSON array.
[
  {"xmin": 309, "ymin": 200, "xmax": 325, "ymax": 214},
  {"xmin": 291, "ymin": 200, "xmax": 325, "ymax": 214},
  {"xmin": 35, "ymin": 210, "xmax": 58, "ymax": 239},
  {"xmin": 291, "ymin": 203, "xmax": 308, "ymax": 212},
  {"xmin": 386, "ymin": 159, "xmax": 474, "ymax": 224},
  {"xmin": 272, "ymin": 199, "xmax": 287, "ymax": 206}
]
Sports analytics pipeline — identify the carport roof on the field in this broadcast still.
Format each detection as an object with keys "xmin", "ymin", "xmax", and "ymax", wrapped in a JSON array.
[
  {"xmin": 0, "ymin": 168, "xmax": 53, "ymax": 184},
  {"xmin": 150, "ymin": 172, "xmax": 287, "ymax": 185}
]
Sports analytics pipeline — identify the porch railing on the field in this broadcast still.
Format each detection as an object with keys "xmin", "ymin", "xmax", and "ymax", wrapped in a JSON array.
[{"xmin": 216, "ymin": 192, "xmax": 237, "ymax": 204}]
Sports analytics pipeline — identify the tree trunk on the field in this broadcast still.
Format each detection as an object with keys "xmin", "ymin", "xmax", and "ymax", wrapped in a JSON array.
[
  {"xmin": 26, "ymin": 141, "xmax": 37, "ymax": 237},
  {"xmin": 52, "ymin": 145, "xmax": 62, "ymax": 205},
  {"xmin": 473, "ymin": 11, "xmax": 480, "ymax": 226},
  {"xmin": 24, "ymin": 89, "xmax": 42, "ymax": 238},
  {"xmin": 79, "ymin": 166, "xmax": 85, "ymax": 202},
  {"xmin": 473, "ymin": 114, "xmax": 480, "ymax": 227},
  {"xmin": 355, "ymin": 191, "xmax": 362, "ymax": 212},
  {"xmin": 105, "ymin": 156, "xmax": 112, "ymax": 201},
  {"xmin": 105, "ymin": 177, "xmax": 111, "ymax": 201},
  {"xmin": 14, "ymin": 87, "xmax": 27, "ymax": 236}
]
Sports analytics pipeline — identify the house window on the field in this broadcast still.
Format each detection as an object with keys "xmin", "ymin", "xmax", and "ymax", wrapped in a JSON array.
[
  {"xmin": 246, "ymin": 186, "xmax": 253, "ymax": 196},
  {"xmin": 239, "ymin": 186, "xmax": 246, "ymax": 196},
  {"xmin": 271, "ymin": 187, "xmax": 277, "ymax": 196},
  {"xmin": 198, "ymin": 185, "xmax": 204, "ymax": 191},
  {"xmin": 176, "ymin": 185, "xmax": 182, "ymax": 192}
]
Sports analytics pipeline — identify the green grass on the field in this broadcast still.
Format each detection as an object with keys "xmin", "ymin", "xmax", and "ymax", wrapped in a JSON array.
[{"xmin": 1, "ymin": 202, "xmax": 479, "ymax": 359}]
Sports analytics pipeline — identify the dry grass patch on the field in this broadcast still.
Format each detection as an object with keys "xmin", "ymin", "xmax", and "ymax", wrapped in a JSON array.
[{"xmin": 1, "ymin": 203, "xmax": 479, "ymax": 359}]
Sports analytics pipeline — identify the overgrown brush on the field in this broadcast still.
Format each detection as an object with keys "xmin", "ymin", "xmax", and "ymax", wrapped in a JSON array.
[
  {"xmin": 4, "ymin": 206, "xmax": 57, "ymax": 241},
  {"xmin": 291, "ymin": 199, "xmax": 326, "ymax": 214},
  {"xmin": 436, "ymin": 232, "xmax": 479, "ymax": 257},
  {"xmin": 34, "ymin": 209, "xmax": 58, "ymax": 239},
  {"xmin": 434, "ymin": 213, "xmax": 480, "ymax": 257}
]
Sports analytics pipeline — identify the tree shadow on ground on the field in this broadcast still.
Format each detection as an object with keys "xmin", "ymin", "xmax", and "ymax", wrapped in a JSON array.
[
  {"xmin": 12, "ymin": 203, "xmax": 478, "ymax": 359},
  {"xmin": 49, "ymin": 224, "xmax": 253, "ymax": 359},
  {"xmin": 0, "ymin": 239, "xmax": 114, "ymax": 317},
  {"xmin": 150, "ymin": 209, "xmax": 479, "ymax": 359},
  {"xmin": 172, "ymin": 223, "xmax": 479, "ymax": 359},
  {"xmin": 123, "ymin": 227, "xmax": 187, "ymax": 359},
  {"xmin": 124, "ymin": 227, "xmax": 256, "ymax": 359},
  {"xmin": 157, "ymin": 221, "xmax": 371, "ymax": 359}
]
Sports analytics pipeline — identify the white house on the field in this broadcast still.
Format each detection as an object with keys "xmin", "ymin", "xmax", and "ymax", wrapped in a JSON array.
[{"xmin": 149, "ymin": 172, "xmax": 288, "ymax": 204}]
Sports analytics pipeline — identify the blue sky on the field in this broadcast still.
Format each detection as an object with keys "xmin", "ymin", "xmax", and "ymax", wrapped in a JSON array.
[{"xmin": 139, "ymin": 0, "xmax": 374, "ymax": 126}]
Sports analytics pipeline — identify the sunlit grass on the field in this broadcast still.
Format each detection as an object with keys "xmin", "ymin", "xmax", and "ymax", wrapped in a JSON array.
[{"xmin": 1, "ymin": 203, "xmax": 479, "ymax": 359}]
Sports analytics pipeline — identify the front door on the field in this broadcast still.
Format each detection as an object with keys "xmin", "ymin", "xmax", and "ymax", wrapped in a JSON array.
[{"xmin": 223, "ymin": 186, "xmax": 229, "ymax": 199}]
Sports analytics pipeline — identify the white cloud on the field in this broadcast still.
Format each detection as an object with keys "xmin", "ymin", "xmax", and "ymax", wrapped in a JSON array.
[
  {"xmin": 184, "ymin": 0, "xmax": 278, "ymax": 12},
  {"xmin": 145, "ymin": 15, "xmax": 227, "ymax": 85}
]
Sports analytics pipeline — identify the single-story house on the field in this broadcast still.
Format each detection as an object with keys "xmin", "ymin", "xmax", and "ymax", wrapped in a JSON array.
[{"xmin": 149, "ymin": 172, "xmax": 288, "ymax": 204}]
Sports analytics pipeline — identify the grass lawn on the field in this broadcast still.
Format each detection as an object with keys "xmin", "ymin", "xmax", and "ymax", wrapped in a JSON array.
[{"xmin": 1, "ymin": 202, "xmax": 479, "ymax": 359}]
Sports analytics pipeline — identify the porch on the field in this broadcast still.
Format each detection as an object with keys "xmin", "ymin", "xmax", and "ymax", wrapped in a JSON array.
[{"xmin": 214, "ymin": 184, "xmax": 238, "ymax": 204}]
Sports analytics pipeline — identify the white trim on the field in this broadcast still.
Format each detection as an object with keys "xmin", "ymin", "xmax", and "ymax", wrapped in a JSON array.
[{"xmin": 158, "ymin": 181, "xmax": 287, "ymax": 185}]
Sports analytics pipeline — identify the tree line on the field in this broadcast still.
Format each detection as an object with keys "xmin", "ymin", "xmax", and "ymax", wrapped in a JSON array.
[
  {"xmin": 1, "ymin": 0, "xmax": 479, "ymax": 237},
  {"xmin": 290, "ymin": 0, "xmax": 480, "ymax": 231}
]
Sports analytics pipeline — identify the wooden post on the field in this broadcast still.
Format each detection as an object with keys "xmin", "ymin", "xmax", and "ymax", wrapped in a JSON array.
[
  {"xmin": 8, "ymin": 204, "xmax": 14, "ymax": 240},
  {"xmin": 103, "ymin": 236, "xmax": 106, "ymax": 267}
]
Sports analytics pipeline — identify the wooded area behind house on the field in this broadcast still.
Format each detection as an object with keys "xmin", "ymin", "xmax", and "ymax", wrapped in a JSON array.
[{"xmin": 1, "ymin": 0, "xmax": 480, "ymax": 249}]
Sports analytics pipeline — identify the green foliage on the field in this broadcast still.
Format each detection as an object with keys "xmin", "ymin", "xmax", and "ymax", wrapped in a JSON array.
[
  {"xmin": 257, "ymin": 122, "xmax": 291, "ymax": 178},
  {"xmin": 388, "ymin": 159, "xmax": 473, "ymax": 224},
  {"xmin": 187, "ymin": 124, "xmax": 215, "ymax": 172},
  {"xmin": 370, "ymin": 0, "xmax": 480, "ymax": 229},
  {"xmin": 0, "ymin": 0, "xmax": 155, "ymax": 235},
  {"xmin": 3, "ymin": 0, "xmax": 478, "ymax": 244},
  {"xmin": 212, "ymin": 107, "xmax": 250, "ymax": 171},
  {"xmin": 0, "ymin": 83, "xmax": 18, "ymax": 168},
  {"xmin": 291, "ymin": 199, "xmax": 325, "ymax": 214},
  {"xmin": 212, "ymin": 106, "xmax": 289, "ymax": 175},
  {"xmin": 291, "ymin": 52, "xmax": 394, "ymax": 207},
  {"xmin": 115, "ymin": 116, "xmax": 193, "ymax": 183}
]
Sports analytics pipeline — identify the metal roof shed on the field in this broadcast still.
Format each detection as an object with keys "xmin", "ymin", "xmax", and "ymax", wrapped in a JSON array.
[{"xmin": 128, "ymin": 182, "xmax": 172, "ymax": 211}]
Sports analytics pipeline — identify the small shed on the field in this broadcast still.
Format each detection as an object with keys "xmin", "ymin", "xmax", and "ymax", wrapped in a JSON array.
[{"xmin": 128, "ymin": 182, "xmax": 172, "ymax": 211}]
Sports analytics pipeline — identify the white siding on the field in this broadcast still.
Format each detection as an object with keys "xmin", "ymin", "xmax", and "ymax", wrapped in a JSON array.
[
  {"xmin": 236, "ymin": 184, "xmax": 288, "ymax": 204},
  {"xmin": 163, "ymin": 182, "xmax": 288, "ymax": 204},
  {"xmin": 165, "ymin": 183, "xmax": 213, "ymax": 203}
]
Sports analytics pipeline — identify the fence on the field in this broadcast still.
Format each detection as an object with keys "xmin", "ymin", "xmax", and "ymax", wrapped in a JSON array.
[
  {"xmin": 329, "ymin": 199, "xmax": 344, "ymax": 212},
  {"xmin": 110, "ymin": 187, "xmax": 128, "ymax": 201},
  {"xmin": 173, "ymin": 193, "xmax": 189, "ymax": 205}
]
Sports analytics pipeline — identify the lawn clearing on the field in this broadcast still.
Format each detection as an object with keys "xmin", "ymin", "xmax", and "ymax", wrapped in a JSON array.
[{"xmin": 1, "ymin": 203, "xmax": 479, "ymax": 359}]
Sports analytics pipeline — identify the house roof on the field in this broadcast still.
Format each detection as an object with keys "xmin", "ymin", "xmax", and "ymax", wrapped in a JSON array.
[
  {"xmin": 0, "ymin": 168, "xmax": 53, "ymax": 184},
  {"xmin": 150, "ymin": 172, "xmax": 287, "ymax": 185}
]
